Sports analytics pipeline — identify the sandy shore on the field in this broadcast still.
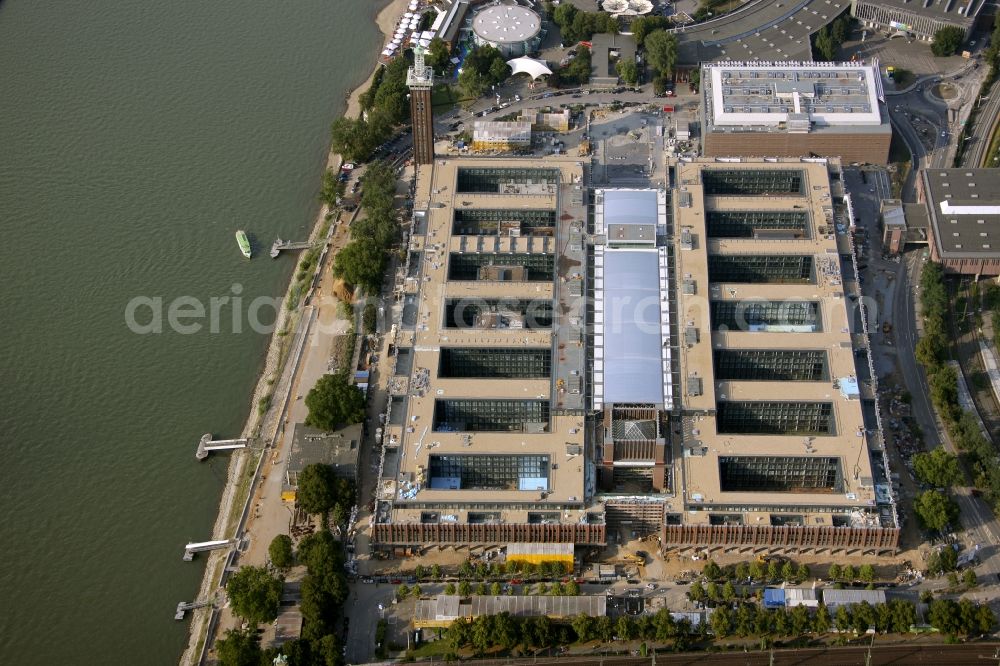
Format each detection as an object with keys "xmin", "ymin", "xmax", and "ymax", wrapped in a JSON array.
[{"xmin": 179, "ymin": 0, "xmax": 412, "ymax": 663}]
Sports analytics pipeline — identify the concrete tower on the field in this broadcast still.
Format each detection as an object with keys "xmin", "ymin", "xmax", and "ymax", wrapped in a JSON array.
[{"xmin": 407, "ymin": 45, "xmax": 435, "ymax": 165}]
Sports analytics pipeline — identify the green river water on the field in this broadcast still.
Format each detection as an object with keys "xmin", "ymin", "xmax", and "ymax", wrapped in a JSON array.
[{"xmin": 0, "ymin": 0, "xmax": 379, "ymax": 661}]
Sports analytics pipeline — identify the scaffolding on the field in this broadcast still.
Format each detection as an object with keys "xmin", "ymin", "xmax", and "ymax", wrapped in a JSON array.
[
  {"xmin": 708, "ymin": 255, "xmax": 814, "ymax": 283},
  {"xmin": 719, "ymin": 455, "xmax": 843, "ymax": 493},
  {"xmin": 438, "ymin": 347, "xmax": 551, "ymax": 378},
  {"xmin": 432, "ymin": 399, "xmax": 550, "ymax": 432},
  {"xmin": 716, "ymin": 400, "xmax": 834, "ymax": 435},
  {"xmin": 702, "ymin": 168, "xmax": 805, "ymax": 196},
  {"xmin": 706, "ymin": 210, "xmax": 809, "ymax": 238},
  {"xmin": 713, "ymin": 349, "xmax": 828, "ymax": 381}
]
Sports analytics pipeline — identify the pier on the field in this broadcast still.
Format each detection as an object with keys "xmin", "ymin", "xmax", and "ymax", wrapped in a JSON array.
[
  {"xmin": 270, "ymin": 238, "xmax": 312, "ymax": 258},
  {"xmin": 183, "ymin": 539, "xmax": 237, "ymax": 561},
  {"xmin": 175, "ymin": 598, "xmax": 213, "ymax": 620},
  {"xmin": 195, "ymin": 433, "xmax": 249, "ymax": 460}
]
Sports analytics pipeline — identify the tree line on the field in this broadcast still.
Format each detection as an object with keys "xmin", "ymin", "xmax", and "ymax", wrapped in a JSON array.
[
  {"xmin": 331, "ymin": 55, "xmax": 410, "ymax": 163},
  {"xmin": 436, "ymin": 595, "xmax": 993, "ymax": 657},
  {"xmin": 217, "ymin": 529, "xmax": 352, "ymax": 666},
  {"xmin": 332, "ymin": 160, "xmax": 398, "ymax": 294},
  {"xmin": 914, "ymin": 262, "xmax": 1000, "ymax": 524}
]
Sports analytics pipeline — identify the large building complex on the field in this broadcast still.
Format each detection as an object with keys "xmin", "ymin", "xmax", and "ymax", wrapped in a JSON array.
[
  {"xmin": 850, "ymin": 0, "xmax": 984, "ymax": 41},
  {"xmin": 700, "ymin": 62, "xmax": 892, "ymax": 165},
  {"xmin": 667, "ymin": 158, "xmax": 897, "ymax": 552},
  {"xmin": 918, "ymin": 168, "xmax": 1000, "ymax": 275},
  {"xmin": 372, "ymin": 156, "xmax": 898, "ymax": 554},
  {"xmin": 373, "ymin": 158, "xmax": 605, "ymax": 546}
]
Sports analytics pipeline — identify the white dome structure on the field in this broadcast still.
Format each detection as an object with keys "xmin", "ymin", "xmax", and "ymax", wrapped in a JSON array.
[
  {"xmin": 472, "ymin": 4, "xmax": 543, "ymax": 58},
  {"xmin": 507, "ymin": 56, "xmax": 553, "ymax": 80}
]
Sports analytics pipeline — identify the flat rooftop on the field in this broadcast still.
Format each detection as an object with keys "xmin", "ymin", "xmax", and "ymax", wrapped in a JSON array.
[
  {"xmin": 922, "ymin": 168, "xmax": 1000, "ymax": 258},
  {"xmin": 381, "ymin": 157, "xmax": 595, "ymax": 529},
  {"xmin": 703, "ymin": 62, "xmax": 888, "ymax": 134},
  {"xmin": 671, "ymin": 158, "xmax": 882, "ymax": 526}
]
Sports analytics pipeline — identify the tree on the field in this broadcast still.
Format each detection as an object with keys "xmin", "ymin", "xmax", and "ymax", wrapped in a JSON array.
[
  {"xmin": 912, "ymin": 448, "xmax": 963, "ymax": 487},
  {"xmin": 295, "ymin": 463, "xmax": 338, "ymax": 515},
  {"xmin": 706, "ymin": 582, "xmax": 719, "ymax": 602},
  {"xmin": 412, "ymin": 584, "xmax": 423, "ymax": 598},
  {"xmin": 842, "ymin": 564, "xmax": 856, "ymax": 583},
  {"xmin": 226, "ymin": 565, "xmax": 283, "ymax": 626},
  {"xmin": 595, "ymin": 616, "xmax": 615, "ymax": 642},
  {"xmin": 689, "ymin": 580, "xmax": 706, "ymax": 602},
  {"xmin": 859, "ymin": 564, "xmax": 876, "ymax": 583},
  {"xmin": 689, "ymin": 68, "xmax": 701, "ymax": 93},
  {"xmin": 573, "ymin": 613, "xmax": 596, "ymax": 642},
  {"xmin": 459, "ymin": 45, "xmax": 509, "ymax": 97},
  {"xmin": 448, "ymin": 618, "xmax": 472, "ymax": 648},
  {"xmin": 963, "ymin": 568, "xmax": 978, "ymax": 587},
  {"xmin": 797, "ymin": 563, "xmax": 811, "ymax": 581},
  {"xmin": 710, "ymin": 605, "xmax": 733, "ymax": 637},
  {"xmin": 268, "ymin": 534, "xmax": 294, "ymax": 570},
  {"xmin": 320, "ymin": 168, "xmax": 344, "ymax": 207},
  {"xmin": 703, "ymin": 559, "xmax": 722, "ymax": 580},
  {"xmin": 564, "ymin": 580, "xmax": 580, "ymax": 596},
  {"xmin": 459, "ymin": 580, "xmax": 471, "ymax": 596},
  {"xmin": 781, "ymin": 561, "xmax": 795, "ymax": 582},
  {"xmin": 932, "ymin": 26, "xmax": 966, "ymax": 57},
  {"xmin": 215, "ymin": 628, "xmax": 263, "ymax": 666},
  {"xmin": 305, "ymin": 372, "xmax": 366, "ymax": 433},
  {"xmin": 426, "ymin": 37, "xmax": 451, "ymax": 72},
  {"xmin": 735, "ymin": 562, "xmax": 750, "ymax": 582},
  {"xmin": 631, "ymin": 16, "xmax": 671, "ymax": 46},
  {"xmin": 828, "ymin": 563, "xmax": 842, "ymax": 581},
  {"xmin": 490, "ymin": 581, "xmax": 502, "ymax": 596},
  {"xmin": 476, "ymin": 582, "xmax": 487, "ymax": 595},
  {"xmin": 644, "ymin": 30, "xmax": 678, "ymax": 78},
  {"xmin": 615, "ymin": 57, "xmax": 639, "ymax": 85},
  {"xmin": 330, "ymin": 117, "xmax": 379, "ymax": 162},
  {"xmin": 767, "ymin": 561, "xmax": 781, "ymax": 582},
  {"xmin": 432, "ymin": 564, "xmax": 442, "ymax": 580},
  {"xmin": 813, "ymin": 25, "xmax": 837, "ymax": 61},
  {"xmin": 750, "ymin": 560, "xmax": 765, "ymax": 582},
  {"xmin": 722, "ymin": 581, "xmax": 736, "ymax": 602},
  {"xmin": 617, "ymin": 615, "xmax": 636, "ymax": 641},
  {"xmin": 914, "ymin": 490, "xmax": 959, "ymax": 532},
  {"xmin": 397, "ymin": 583, "xmax": 410, "ymax": 599},
  {"xmin": 835, "ymin": 605, "xmax": 853, "ymax": 633},
  {"xmin": 333, "ymin": 237, "xmax": 387, "ymax": 294},
  {"xmin": 791, "ymin": 605, "xmax": 811, "ymax": 635},
  {"xmin": 814, "ymin": 603, "xmax": 832, "ymax": 633},
  {"xmin": 445, "ymin": 582, "xmax": 456, "ymax": 595}
]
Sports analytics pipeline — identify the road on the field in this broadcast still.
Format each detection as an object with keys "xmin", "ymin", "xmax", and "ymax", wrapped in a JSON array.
[
  {"xmin": 886, "ymin": 93, "xmax": 1000, "ymax": 580},
  {"xmin": 963, "ymin": 82, "xmax": 1000, "ymax": 167}
]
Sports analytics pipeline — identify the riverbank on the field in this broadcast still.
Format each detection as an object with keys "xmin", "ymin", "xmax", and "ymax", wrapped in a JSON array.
[{"xmin": 179, "ymin": 0, "xmax": 411, "ymax": 663}]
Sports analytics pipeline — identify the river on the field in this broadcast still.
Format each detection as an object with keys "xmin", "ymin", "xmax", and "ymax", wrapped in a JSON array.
[{"xmin": 0, "ymin": 0, "xmax": 379, "ymax": 661}]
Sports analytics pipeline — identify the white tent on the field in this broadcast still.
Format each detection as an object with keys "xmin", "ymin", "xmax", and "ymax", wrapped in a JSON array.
[{"xmin": 507, "ymin": 56, "xmax": 553, "ymax": 80}]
